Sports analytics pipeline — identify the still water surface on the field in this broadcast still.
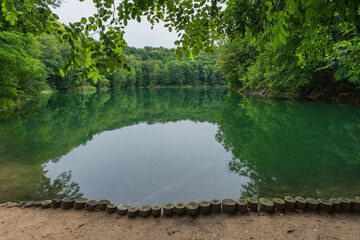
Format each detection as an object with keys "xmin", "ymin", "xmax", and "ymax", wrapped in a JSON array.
[{"xmin": 0, "ymin": 88, "xmax": 360, "ymax": 204}]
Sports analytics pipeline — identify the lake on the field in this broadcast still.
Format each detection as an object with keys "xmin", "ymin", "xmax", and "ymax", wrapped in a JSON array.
[{"xmin": 1, "ymin": 88, "xmax": 360, "ymax": 205}]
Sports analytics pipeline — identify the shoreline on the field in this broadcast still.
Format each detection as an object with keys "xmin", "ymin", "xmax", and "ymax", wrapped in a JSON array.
[
  {"xmin": 237, "ymin": 89, "xmax": 360, "ymax": 105},
  {"xmin": 0, "ymin": 207, "xmax": 359, "ymax": 239}
]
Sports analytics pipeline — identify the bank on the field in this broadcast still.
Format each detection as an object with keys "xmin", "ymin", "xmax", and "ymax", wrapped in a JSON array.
[{"xmin": 0, "ymin": 207, "xmax": 359, "ymax": 239}]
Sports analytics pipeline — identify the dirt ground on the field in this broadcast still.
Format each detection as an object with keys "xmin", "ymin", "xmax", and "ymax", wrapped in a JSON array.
[{"xmin": 0, "ymin": 207, "xmax": 359, "ymax": 240}]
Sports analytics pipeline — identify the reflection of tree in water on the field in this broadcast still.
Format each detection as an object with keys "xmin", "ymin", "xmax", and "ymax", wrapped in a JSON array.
[
  {"xmin": 33, "ymin": 170, "xmax": 83, "ymax": 200},
  {"xmin": 0, "ymin": 88, "xmax": 228, "ymax": 202},
  {"xmin": 216, "ymin": 92, "xmax": 360, "ymax": 198}
]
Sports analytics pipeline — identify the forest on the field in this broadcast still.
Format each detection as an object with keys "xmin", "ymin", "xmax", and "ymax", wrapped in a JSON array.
[
  {"xmin": 0, "ymin": 31, "xmax": 224, "ymax": 108},
  {"xmin": 1, "ymin": 0, "xmax": 360, "ymax": 108}
]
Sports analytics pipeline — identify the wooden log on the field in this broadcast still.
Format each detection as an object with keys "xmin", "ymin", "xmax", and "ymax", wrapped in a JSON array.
[
  {"xmin": 306, "ymin": 198, "xmax": 319, "ymax": 211},
  {"xmin": 127, "ymin": 207, "xmax": 139, "ymax": 218},
  {"xmin": 98, "ymin": 200, "xmax": 110, "ymax": 211},
  {"xmin": 163, "ymin": 203, "xmax": 175, "ymax": 217},
  {"xmin": 295, "ymin": 197, "xmax": 307, "ymax": 210},
  {"xmin": 350, "ymin": 198, "xmax": 360, "ymax": 212},
  {"xmin": 199, "ymin": 200, "xmax": 211, "ymax": 215},
  {"xmin": 41, "ymin": 200, "xmax": 52, "ymax": 209},
  {"xmin": 247, "ymin": 197, "xmax": 258, "ymax": 211},
  {"xmin": 74, "ymin": 198, "xmax": 88, "ymax": 210},
  {"xmin": 34, "ymin": 201, "xmax": 42, "ymax": 208},
  {"xmin": 222, "ymin": 199, "xmax": 236, "ymax": 214},
  {"xmin": 5, "ymin": 202, "xmax": 17, "ymax": 208},
  {"xmin": 106, "ymin": 203, "xmax": 117, "ymax": 214},
  {"xmin": 86, "ymin": 200, "xmax": 99, "ymax": 211},
  {"xmin": 62, "ymin": 197, "xmax": 74, "ymax": 210},
  {"xmin": 338, "ymin": 197, "xmax": 352, "ymax": 212},
  {"xmin": 318, "ymin": 199, "xmax": 332, "ymax": 212},
  {"xmin": 117, "ymin": 203, "xmax": 131, "ymax": 215},
  {"xmin": 236, "ymin": 198, "xmax": 248, "ymax": 213},
  {"xmin": 24, "ymin": 201, "xmax": 35, "ymax": 208},
  {"xmin": 151, "ymin": 205, "xmax": 162, "ymax": 217},
  {"xmin": 329, "ymin": 198, "xmax": 341, "ymax": 211},
  {"xmin": 51, "ymin": 199, "xmax": 61, "ymax": 209},
  {"xmin": 284, "ymin": 196, "xmax": 296, "ymax": 210},
  {"xmin": 186, "ymin": 202, "xmax": 200, "ymax": 216},
  {"xmin": 273, "ymin": 198, "xmax": 285, "ymax": 212},
  {"xmin": 139, "ymin": 205, "xmax": 151, "ymax": 218},
  {"xmin": 18, "ymin": 202, "xmax": 26, "ymax": 207},
  {"xmin": 175, "ymin": 203, "xmax": 186, "ymax": 216},
  {"xmin": 210, "ymin": 199, "xmax": 221, "ymax": 213},
  {"xmin": 356, "ymin": 196, "xmax": 360, "ymax": 201},
  {"xmin": 258, "ymin": 198, "xmax": 274, "ymax": 213}
]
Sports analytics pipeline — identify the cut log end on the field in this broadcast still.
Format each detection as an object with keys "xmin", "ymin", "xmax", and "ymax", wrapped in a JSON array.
[
  {"xmin": 98, "ymin": 200, "xmax": 110, "ymax": 211},
  {"xmin": 139, "ymin": 205, "xmax": 151, "ymax": 218},
  {"xmin": 127, "ymin": 207, "xmax": 139, "ymax": 218},
  {"xmin": 284, "ymin": 196, "xmax": 296, "ymax": 210},
  {"xmin": 117, "ymin": 203, "xmax": 132, "ymax": 215},
  {"xmin": 258, "ymin": 198, "xmax": 274, "ymax": 213},
  {"xmin": 306, "ymin": 198, "xmax": 319, "ymax": 211},
  {"xmin": 210, "ymin": 199, "xmax": 221, "ymax": 213},
  {"xmin": 106, "ymin": 203, "xmax": 117, "ymax": 214},
  {"xmin": 86, "ymin": 200, "xmax": 99, "ymax": 211},
  {"xmin": 222, "ymin": 199, "xmax": 236, "ymax": 214},
  {"xmin": 236, "ymin": 198, "xmax": 248, "ymax": 213},
  {"xmin": 175, "ymin": 203, "xmax": 186, "ymax": 216},
  {"xmin": 199, "ymin": 200, "xmax": 211, "ymax": 215},
  {"xmin": 186, "ymin": 202, "xmax": 200, "ymax": 216},
  {"xmin": 151, "ymin": 205, "xmax": 162, "ymax": 217},
  {"xmin": 163, "ymin": 203, "xmax": 175, "ymax": 217},
  {"xmin": 247, "ymin": 197, "xmax": 258, "ymax": 211}
]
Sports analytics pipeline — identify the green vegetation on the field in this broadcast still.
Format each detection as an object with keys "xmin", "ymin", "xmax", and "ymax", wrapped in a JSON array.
[
  {"xmin": 0, "ymin": 31, "xmax": 224, "ymax": 108},
  {"xmin": 2, "ymin": 0, "xmax": 360, "ymax": 107},
  {"xmin": 216, "ymin": 0, "xmax": 360, "ymax": 97}
]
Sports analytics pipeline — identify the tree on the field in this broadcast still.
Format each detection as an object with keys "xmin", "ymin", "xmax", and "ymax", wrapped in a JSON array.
[
  {"xmin": 1, "ymin": 0, "xmax": 223, "ymax": 82},
  {"xmin": 0, "ymin": 31, "xmax": 46, "ymax": 107}
]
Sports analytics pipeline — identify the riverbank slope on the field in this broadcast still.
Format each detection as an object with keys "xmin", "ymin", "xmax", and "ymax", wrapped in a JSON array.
[{"xmin": 0, "ymin": 208, "xmax": 359, "ymax": 240}]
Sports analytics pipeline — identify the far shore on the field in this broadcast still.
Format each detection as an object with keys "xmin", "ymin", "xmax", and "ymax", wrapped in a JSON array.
[{"xmin": 0, "ymin": 207, "xmax": 360, "ymax": 239}]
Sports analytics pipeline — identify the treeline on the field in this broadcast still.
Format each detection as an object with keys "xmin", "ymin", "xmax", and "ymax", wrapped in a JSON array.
[
  {"xmin": 0, "ymin": 31, "xmax": 224, "ymax": 108},
  {"xmin": 216, "ymin": 21, "xmax": 360, "ymax": 99}
]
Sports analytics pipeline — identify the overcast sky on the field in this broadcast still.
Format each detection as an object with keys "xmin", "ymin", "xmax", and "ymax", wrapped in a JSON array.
[{"xmin": 52, "ymin": 1, "xmax": 178, "ymax": 48}]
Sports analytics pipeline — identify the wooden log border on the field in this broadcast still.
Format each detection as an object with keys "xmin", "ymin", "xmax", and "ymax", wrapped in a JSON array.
[{"xmin": 2, "ymin": 196, "xmax": 360, "ymax": 217}]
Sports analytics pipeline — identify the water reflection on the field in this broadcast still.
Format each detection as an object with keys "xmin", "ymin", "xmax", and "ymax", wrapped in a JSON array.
[
  {"xmin": 1, "ymin": 88, "xmax": 360, "ymax": 203},
  {"xmin": 215, "ymin": 92, "xmax": 360, "ymax": 198}
]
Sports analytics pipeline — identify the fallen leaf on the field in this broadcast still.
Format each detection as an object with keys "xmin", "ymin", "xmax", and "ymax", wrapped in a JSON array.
[
  {"xmin": 287, "ymin": 229, "xmax": 297, "ymax": 233},
  {"xmin": 280, "ymin": 213, "xmax": 284, "ymax": 216},
  {"xmin": 313, "ymin": 229, "xmax": 317, "ymax": 232}
]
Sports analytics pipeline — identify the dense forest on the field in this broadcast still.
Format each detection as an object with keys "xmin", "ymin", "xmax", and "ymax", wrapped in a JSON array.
[
  {"xmin": 0, "ymin": 31, "xmax": 224, "ymax": 108},
  {"xmin": 1, "ymin": 0, "xmax": 360, "ymax": 108},
  {"xmin": 215, "ymin": 1, "xmax": 360, "ymax": 99}
]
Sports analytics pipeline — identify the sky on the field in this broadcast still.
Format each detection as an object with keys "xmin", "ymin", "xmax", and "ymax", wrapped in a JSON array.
[{"xmin": 52, "ymin": 1, "xmax": 178, "ymax": 48}]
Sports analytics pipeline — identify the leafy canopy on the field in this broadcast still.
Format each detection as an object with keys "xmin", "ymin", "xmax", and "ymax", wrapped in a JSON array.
[
  {"xmin": 1, "ymin": 0, "xmax": 224, "ymax": 82},
  {"xmin": 2, "ymin": 0, "xmax": 360, "ymax": 84}
]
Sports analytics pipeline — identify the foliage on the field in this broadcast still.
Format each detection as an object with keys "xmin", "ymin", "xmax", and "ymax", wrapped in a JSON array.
[
  {"xmin": 1, "ymin": 0, "xmax": 225, "ymax": 82},
  {"xmin": 0, "ymin": 31, "xmax": 46, "ymax": 108},
  {"xmin": 217, "ymin": 0, "xmax": 360, "ymax": 96},
  {"xmin": 0, "ymin": 31, "xmax": 224, "ymax": 107}
]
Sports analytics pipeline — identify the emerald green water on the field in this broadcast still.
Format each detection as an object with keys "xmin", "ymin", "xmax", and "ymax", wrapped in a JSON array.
[{"xmin": 0, "ymin": 88, "xmax": 360, "ymax": 205}]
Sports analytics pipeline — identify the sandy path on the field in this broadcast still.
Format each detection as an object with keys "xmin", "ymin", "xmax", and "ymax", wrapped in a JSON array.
[{"xmin": 0, "ymin": 208, "xmax": 359, "ymax": 240}]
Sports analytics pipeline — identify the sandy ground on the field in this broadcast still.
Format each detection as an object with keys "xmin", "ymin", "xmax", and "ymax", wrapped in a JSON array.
[{"xmin": 0, "ymin": 208, "xmax": 360, "ymax": 240}]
